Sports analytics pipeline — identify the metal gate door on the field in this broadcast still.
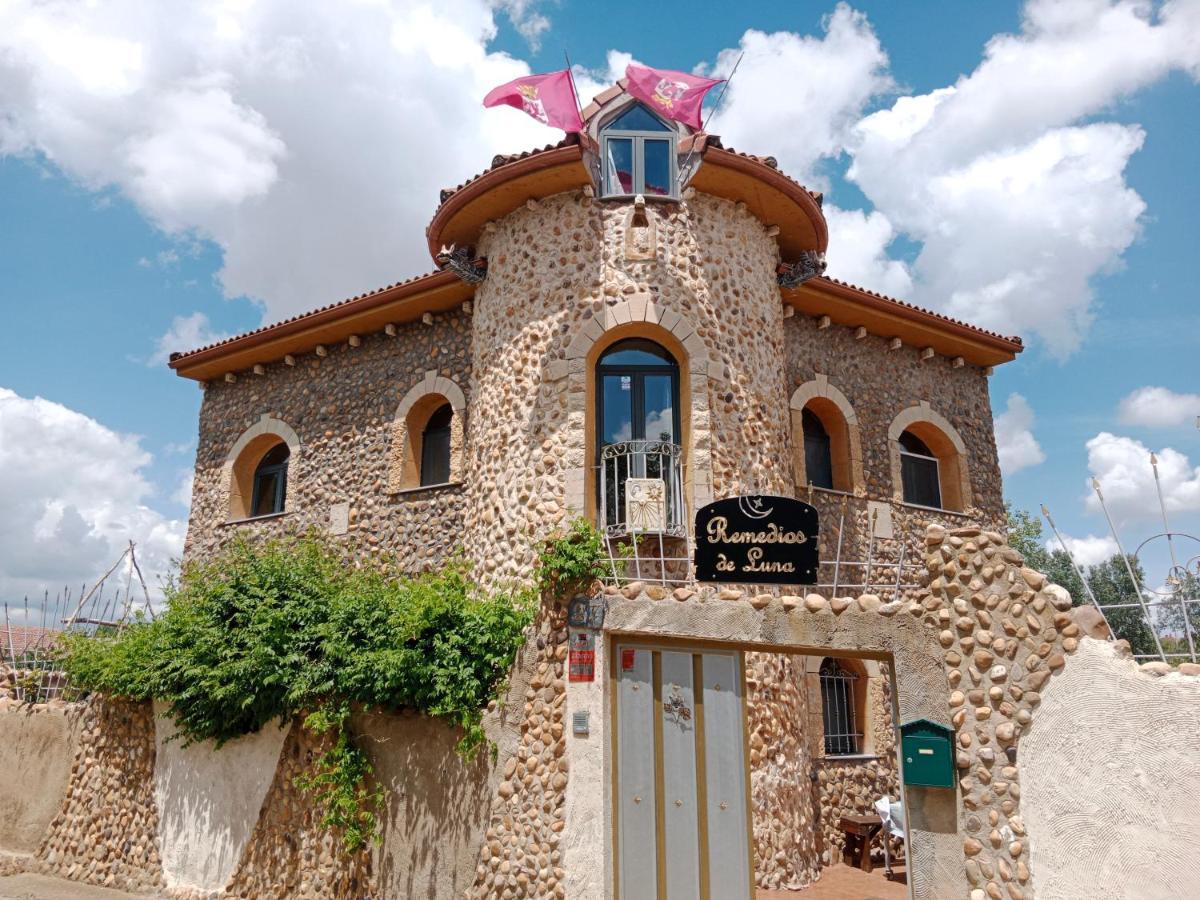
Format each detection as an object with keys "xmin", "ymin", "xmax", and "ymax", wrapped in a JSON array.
[{"xmin": 614, "ymin": 644, "xmax": 753, "ymax": 900}]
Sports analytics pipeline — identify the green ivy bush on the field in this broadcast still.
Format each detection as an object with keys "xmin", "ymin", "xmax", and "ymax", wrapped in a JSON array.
[{"xmin": 59, "ymin": 522, "xmax": 606, "ymax": 852}]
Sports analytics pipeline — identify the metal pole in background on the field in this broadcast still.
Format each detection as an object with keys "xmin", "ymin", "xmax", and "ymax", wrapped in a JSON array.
[
  {"xmin": 1151, "ymin": 453, "xmax": 1196, "ymax": 662},
  {"xmin": 1041, "ymin": 504, "xmax": 1114, "ymax": 640},
  {"xmin": 1091, "ymin": 479, "xmax": 1166, "ymax": 659}
]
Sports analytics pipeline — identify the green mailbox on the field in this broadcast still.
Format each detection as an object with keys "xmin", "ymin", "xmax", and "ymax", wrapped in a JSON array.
[{"xmin": 899, "ymin": 719, "xmax": 955, "ymax": 789}]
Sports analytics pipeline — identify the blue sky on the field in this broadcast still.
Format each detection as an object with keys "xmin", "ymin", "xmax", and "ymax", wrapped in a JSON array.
[{"xmin": 1, "ymin": 0, "xmax": 1198, "ymax": 605}]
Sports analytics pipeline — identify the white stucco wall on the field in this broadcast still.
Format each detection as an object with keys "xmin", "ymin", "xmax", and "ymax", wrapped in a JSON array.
[
  {"xmin": 1022, "ymin": 638, "xmax": 1200, "ymax": 900},
  {"xmin": 563, "ymin": 629, "xmax": 608, "ymax": 900},
  {"xmin": 153, "ymin": 702, "xmax": 290, "ymax": 892}
]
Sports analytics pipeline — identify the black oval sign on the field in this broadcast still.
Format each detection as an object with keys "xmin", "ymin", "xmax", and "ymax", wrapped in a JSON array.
[{"xmin": 694, "ymin": 495, "xmax": 819, "ymax": 585}]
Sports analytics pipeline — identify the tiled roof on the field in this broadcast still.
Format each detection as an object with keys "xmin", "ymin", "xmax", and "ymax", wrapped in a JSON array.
[
  {"xmin": 1, "ymin": 624, "xmax": 61, "ymax": 660},
  {"xmin": 701, "ymin": 136, "xmax": 824, "ymax": 206},
  {"xmin": 168, "ymin": 269, "xmax": 450, "ymax": 362},
  {"xmin": 438, "ymin": 135, "xmax": 581, "ymax": 206},
  {"xmin": 812, "ymin": 276, "xmax": 1023, "ymax": 346}
]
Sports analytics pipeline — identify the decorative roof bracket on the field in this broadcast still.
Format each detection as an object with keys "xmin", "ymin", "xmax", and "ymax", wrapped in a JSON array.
[
  {"xmin": 435, "ymin": 244, "xmax": 488, "ymax": 284},
  {"xmin": 776, "ymin": 251, "xmax": 827, "ymax": 288}
]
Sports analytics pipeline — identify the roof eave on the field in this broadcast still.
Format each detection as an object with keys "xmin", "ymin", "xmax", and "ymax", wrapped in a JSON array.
[
  {"xmin": 426, "ymin": 144, "xmax": 591, "ymax": 261},
  {"xmin": 785, "ymin": 277, "xmax": 1022, "ymax": 367},
  {"xmin": 169, "ymin": 269, "xmax": 473, "ymax": 382}
]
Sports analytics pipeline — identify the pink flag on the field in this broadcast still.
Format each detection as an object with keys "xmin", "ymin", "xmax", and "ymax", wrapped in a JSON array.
[
  {"xmin": 483, "ymin": 70, "xmax": 584, "ymax": 133},
  {"xmin": 624, "ymin": 64, "xmax": 723, "ymax": 130}
]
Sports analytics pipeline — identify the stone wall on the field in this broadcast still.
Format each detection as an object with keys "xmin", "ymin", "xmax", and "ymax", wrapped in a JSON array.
[
  {"xmin": 222, "ymin": 720, "xmax": 376, "ymax": 899},
  {"xmin": 38, "ymin": 697, "xmax": 165, "ymax": 894},
  {"xmin": 186, "ymin": 309, "xmax": 472, "ymax": 575},
  {"xmin": 463, "ymin": 190, "xmax": 795, "ymax": 586},
  {"xmin": 783, "ymin": 313, "xmax": 1003, "ymax": 523},
  {"xmin": 811, "ymin": 666, "xmax": 900, "ymax": 865},
  {"xmin": 465, "ymin": 599, "xmax": 569, "ymax": 899},
  {"xmin": 745, "ymin": 652, "xmax": 820, "ymax": 890}
]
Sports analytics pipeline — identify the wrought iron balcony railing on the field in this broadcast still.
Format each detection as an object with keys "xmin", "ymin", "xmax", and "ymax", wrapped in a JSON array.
[{"xmin": 598, "ymin": 440, "xmax": 686, "ymax": 538}]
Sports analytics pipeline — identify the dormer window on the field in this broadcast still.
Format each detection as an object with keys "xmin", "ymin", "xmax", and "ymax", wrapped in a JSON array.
[{"xmin": 601, "ymin": 103, "xmax": 677, "ymax": 199}]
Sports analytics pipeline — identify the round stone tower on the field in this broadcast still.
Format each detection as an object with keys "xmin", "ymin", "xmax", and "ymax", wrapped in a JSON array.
[{"xmin": 430, "ymin": 86, "xmax": 827, "ymax": 586}]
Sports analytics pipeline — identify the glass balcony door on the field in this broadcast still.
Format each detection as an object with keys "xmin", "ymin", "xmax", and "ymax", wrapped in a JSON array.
[{"xmin": 597, "ymin": 339, "xmax": 681, "ymax": 534}]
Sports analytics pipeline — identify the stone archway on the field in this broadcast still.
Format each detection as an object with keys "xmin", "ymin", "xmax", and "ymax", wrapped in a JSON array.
[
  {"xmin": 222, "ymin": 414, "xmax": 302, "ymax": 520},
  {"xmin": 558, "ymin": 292, "xmax": 720, "ymax": 521}
]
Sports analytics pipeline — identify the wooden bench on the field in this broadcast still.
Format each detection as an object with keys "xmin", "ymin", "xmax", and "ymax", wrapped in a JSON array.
[{"xmin": 839, "ymin": 813, "xmax": 883, "ymax": 872}]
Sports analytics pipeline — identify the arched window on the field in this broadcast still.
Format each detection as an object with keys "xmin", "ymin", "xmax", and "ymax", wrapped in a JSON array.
[
  {"xmin": 596, "ymin": 338, "xmax": 682, "ymax": 534},
  {"xmin": 888, "ymin": 404, "xmax": 970, "ymax": 512},
  {"xmin": 600, "ymin": 103, "xmax": 677, "ymax": 199},
  {"xmin": 388, "ymin": 373, "xmax": 467, "ymax": 493},
  {"xmin": 801, "ymin": 408, "xmax": 834, "ymax": 490},
  {"xmin": 819, "ymin": 657, "xmax": 861, "ymax": 756},
  {"xmin": 790, "ymin": 379, "xmax": 862, "ymax": 494},
  {"xmin": 250, "ymin": 443, "xmax": 289, "ymax": 517},
  {"xmin": 899, "ymin": 430, "xmax": 941, "ymax": 509},
  {"xmin": 420, "ymin": 403, "xmax": 453, "ymax": 487}
]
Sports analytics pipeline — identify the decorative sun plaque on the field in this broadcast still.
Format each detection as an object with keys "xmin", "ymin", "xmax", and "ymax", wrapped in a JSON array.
[{"xmin": 625, "ymin": 477, "xmax": 667, "ymax": 532}]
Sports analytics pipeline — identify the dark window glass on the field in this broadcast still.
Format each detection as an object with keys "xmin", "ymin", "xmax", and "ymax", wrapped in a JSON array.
[
  {"xmin": 606, "ymin": 138, "xmax": 634, "ymax": 194},
  {"xmin": 420, "ymin": 404, "xmax": 453, "ymax": 487},
  {"xmin": 802, "ymin": 408, "xmax": 834, "ymax": 490},
  {"xmin": 899, "ymin": 430, "xmax": 941, "ymax": 508},
  {"xmin": 598, "ymin": 339, "xmax": 674, "ymax": 367},
  {"xmin": 596, "ymin": 340, "xmax": 681, "ymax": 530},
  {"xmin": 251, "ymin": 443, "xmax": 289, "ymax": 517},
  {"xmin": 607, "ymin": 103, "xmax": 671, "ymax": 132},
  {"xmin": 899, "ymin": 431, "xmax": 933, "ymax": 456},
  {"xmin": 642, "ymin": 139, "xmax": 671, "ymax": 196},
  {"xmin": 820, "ymin": 658, "xmax": 859, "ymax": 756}
]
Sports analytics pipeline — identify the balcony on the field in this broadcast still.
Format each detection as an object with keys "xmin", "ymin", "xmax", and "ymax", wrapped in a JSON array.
[{"xmin": 598, "ymin": 440, "xmax": 686, "ymax": 538}]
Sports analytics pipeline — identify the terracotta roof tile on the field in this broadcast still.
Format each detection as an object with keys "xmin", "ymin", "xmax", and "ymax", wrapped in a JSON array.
[
  {"xmin": 703, "ymin": 136, "xmax": 823, "ymax": 205},
  {"xmin": 1, "ymin": 624, "xmax": 61, "ymax": 660},
  {"xmin": 168, "ymin": 269, "xmax": 450, "ymax": 362},
  {"xmin": 437, "ymin": 134, "xmax": 581, "ymax": 205},
  {"xmin": 813, "ymin": 276, "xmax": 1023, "ymax": 346}
]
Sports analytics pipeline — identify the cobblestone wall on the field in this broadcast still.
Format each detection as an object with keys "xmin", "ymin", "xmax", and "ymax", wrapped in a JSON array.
[
  {"xmin": 222, "ymin": 721, "xmax": 375, "ymax": 900},
  {"xmin": 466, "ymin": 598, "xmax": 569, "ymax": 899},
  {"xmin": 37, "ymin": 697, "xmax": 165, "ymax": 893},
  {"xmin": 463, "ymin": 191, "xmax": 795, "ymax": 585},
  {"xmin": 745, "ymin": 652, "xmax": 820, "ymax": 890},
  {"xmin": 186, "ymin": 311, "xmax": 472, "ymax": 575}
]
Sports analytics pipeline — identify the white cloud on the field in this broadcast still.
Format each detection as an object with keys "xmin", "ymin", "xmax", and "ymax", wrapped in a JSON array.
[
  {"xmin": 0, "ymin": 0, "xmax": 561, "ymax": 323},
  {"xmin": 1118, "ymin": 386, "xmax": 1200, "ymax": 428},
  {"xmin": 845, "ymin": 0, "xmax": 1200, "ymax": 355},
  {"xmin": 147, "ymin": 312, "xmax": 230, "ymax": 366},
  {"xmin": 0, "ymin": 388, "xmax": 185, "ymax": 617},
  {"xmin": 1085, "ymin": 431, "xmax": 1200, "ymax": 524},
  {"xmin": 823, "ymin": 205, "xmax": 912, "ymax": 298},
  {"xmin": 994, "ymin": 392, "xmax": 1046, "ymax": 475},
  {"xmin": 493, "ymin": 0, "xmax": 551, "ymax": 49},
  {"xmin": 701, "ymin": 4, "xmax": 894, "ymax": 186},
  {"xmin": 172, "ymin": 469, "xmax": 195, "ymax": 509},
  {"xmin": 1046, "ymin": 532, "xmax": 1118, "ymax": 568}
]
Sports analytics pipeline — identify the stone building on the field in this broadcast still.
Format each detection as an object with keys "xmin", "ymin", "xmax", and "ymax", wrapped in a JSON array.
[{"xmin": 169, "ymin": 80, "xmax": 1028, "ymax": 898}]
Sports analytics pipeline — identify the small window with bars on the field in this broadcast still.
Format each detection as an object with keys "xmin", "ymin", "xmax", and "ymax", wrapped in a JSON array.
[{"xmin": 820, "ymin": 657, "xmax": 861, "ymax": 756}]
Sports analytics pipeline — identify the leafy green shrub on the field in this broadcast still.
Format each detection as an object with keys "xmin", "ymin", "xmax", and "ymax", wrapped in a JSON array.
[
  {"xmin": 59, "ymin": 532, "xmax": 538, "ymax": 851},
  {"xmin": 538, "ymin": 518, "xmax": 607, "ymax": 595}
]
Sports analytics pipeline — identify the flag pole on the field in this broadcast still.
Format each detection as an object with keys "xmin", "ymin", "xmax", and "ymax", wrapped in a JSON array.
[
  {"xmin": 678, "ymin": 51, "xmax": 744, "ymax": 186},
  {"xmin": 564, "ymin": 51, "xmax": 585, "ymax": 125}
]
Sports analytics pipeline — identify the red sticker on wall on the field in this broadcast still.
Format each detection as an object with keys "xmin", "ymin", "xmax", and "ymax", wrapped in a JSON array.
[{"xmin": 621, "ymin": 648, "xmax": 636, "ymax": 670}]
